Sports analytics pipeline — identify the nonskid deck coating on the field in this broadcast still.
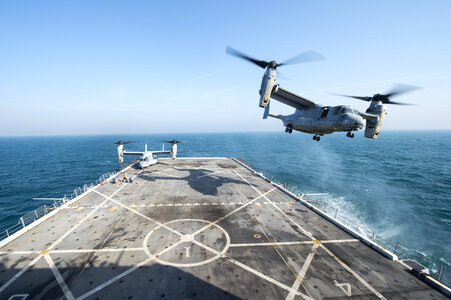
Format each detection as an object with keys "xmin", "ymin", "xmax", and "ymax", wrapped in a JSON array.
[{"xmin": 0, "ymin": 157, "xmax": 446, "ymax": 299}]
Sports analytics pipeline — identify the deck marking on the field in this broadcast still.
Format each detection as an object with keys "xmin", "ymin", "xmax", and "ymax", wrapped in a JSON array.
[
  {"xmin": 189, "ymin": 239, "xmax": 308, "ymax": 298},
  {"xmin": 229, "ymin": 239, "xmax": 359, "ymax": 248},
  {"xmin": 184, "ymin": 247, "xmax": 191, "ymax": 258},
  {"xmin": 44, "ymin": 254, "xmax": 75, "ymax": 300},
  {"xmin": 320, "ymin": 244, "xmax": 387, "ymax": 299},
  {"xmin": 196, "ymin": 169, "xmax": 230, "ymax": 178},
  {"xmin": 49, "ymin": 174, "xmax": 137, "ymax": 251},
  {"xmin": 79, "ymin": 240, "xmax": 185, "ymax": 300},
  {"xmin": 190, "ymin": 187, "xmax": 276, "ymax": 237},
  {"xmin": 49, "ymin": 248, "xmax": 144, "ymax": 254},
  {"xmin": 0, "ymin": 255, "xmax": 42, "ymax": 294},
  {"xmin": 239, "ymin": 170, "xmax": 385, "ymax": 299},
  {"xmin": 93, "ymin": 190, "xmax": 183, "ymax": 237},
  {"xmin": 286, "ymin": 244, "xmax": 319, "ymax": 300},
  {"xmin": 76, "ymin": 256, "xmax": 154, "ymax": 300},
  {"xmin": 7, "ymin": 294, "xmax": 29, "ymax": 300},
  {"xmin": 253, "ymin": 234, "xmax": 261, "ymax": 239},
  {"xmin": 334, "ymin": 280, "xmax": 352, "ymax": 296},
  {"xmin": 144, "ymin": 219, "xmax": 231, "ymax": 267},
  {"xmin": 246, "ymin": 204, "xmax": 315, "ymax": 299},
  {"xmin": 0, "ymin": 181, "xmax": 133, "ymax": 295}
]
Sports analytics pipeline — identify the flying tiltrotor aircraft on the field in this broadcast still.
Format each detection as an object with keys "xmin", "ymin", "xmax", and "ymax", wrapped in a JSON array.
[
  {"xmin": 226, "ymin": 47, "xmax": 418, "ymax": 141},
  {"xmin": 114, "ymin": 140, "xmax": 182, "ymax": 168}
]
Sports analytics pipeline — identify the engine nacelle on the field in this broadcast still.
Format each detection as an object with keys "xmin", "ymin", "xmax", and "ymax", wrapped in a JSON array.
[
  {"xmin": 259, "ymin": 68, "xmax": 276, "ymax": 108},
  {"xmin": 117, "ymin": 144, "xmax": 124, "ymax": 162},
  {"xmin": 171, "ymin": 143, "xmax": 177, "ymax": 160},
  {"xmin": 364, "ymin": 102, "xmax": 387, "ymax": 139}
]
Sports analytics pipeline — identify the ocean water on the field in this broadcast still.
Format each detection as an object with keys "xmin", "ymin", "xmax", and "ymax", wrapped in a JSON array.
[{"xmin": 0, "ymin": 131, "xmax": 450, "ymax": 269}]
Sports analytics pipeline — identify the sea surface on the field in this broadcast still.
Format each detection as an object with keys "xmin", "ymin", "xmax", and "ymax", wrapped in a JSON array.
[{"xmin": 0, "ymin": 131, "xmax": 450, "ymax": 270}]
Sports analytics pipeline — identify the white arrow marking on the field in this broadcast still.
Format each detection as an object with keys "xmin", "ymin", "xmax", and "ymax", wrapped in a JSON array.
[{"xmin": 334, "ymin": 280, "xmax": 352, "ymax": 296}]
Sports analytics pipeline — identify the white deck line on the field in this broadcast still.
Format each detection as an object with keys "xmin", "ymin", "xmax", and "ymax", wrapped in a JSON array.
[
  {"xmin": 229, "ymin": 239, "xmax": 359, "ymax": 247},
  {"xmin": 231, "ymin": 158, "xmax": 398, "ymax": 260},
  {"xmin": 232, "ymin": 158, "xmax": 388, "ymax": 299},
  {"xmin": 44, "ymin": 254, "xmax": 75, "ymax": 300},
  {"xmin": 0, "ymin": 162, "xmax": 137, "ymax": 249},
  {"xmin": 286, "ymin": 244, "xmax": 319, "ymax": 300}
]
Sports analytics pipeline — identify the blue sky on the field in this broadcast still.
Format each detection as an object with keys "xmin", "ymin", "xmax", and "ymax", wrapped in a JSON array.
[{"xmin": 1, "ymin": 1, "xmax": 450, "ymax": 136}]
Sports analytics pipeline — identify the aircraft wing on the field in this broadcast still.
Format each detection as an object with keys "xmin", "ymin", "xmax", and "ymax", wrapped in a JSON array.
[
  {"xmin": 151, "ymin": 150, "xmax": 172, "ymax": 156},
  {"xmin": 359, "ymin": 112, "xmax": 379, "ymax": 121},
  {"xmin": 270, "ymin": 85, "xmax": 316, "ymax": 109},
  {"xmin": 123, "ymin": 151, "xmax": 145, "ymax": 156}
]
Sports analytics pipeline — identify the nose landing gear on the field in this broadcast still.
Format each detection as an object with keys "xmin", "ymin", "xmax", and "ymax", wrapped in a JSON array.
[
  {"xmin": 285, "ymin": 124, "xmax": 293, "ymax": 134},
  {"xmin": 346, "ymin": 132, "xmax": 355, "ymax": 138},
  {"xmin": 313, "ymin": 135, "xmax": 320, "ymax": 141}
]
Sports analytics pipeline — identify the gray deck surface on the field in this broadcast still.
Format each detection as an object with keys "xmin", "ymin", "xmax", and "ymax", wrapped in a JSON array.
[{"xmin": 0, "ymin": 157, "xmax": 446, "ymax": 299}]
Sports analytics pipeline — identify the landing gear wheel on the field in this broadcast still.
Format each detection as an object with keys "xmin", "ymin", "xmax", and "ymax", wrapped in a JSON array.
[
  {"xmin": 351, "ymin": 133, "xmax": 355, "ymax": 138},
  {"xmin": 287, "ymin": 124, "xmax": 293, "ymax": 134},
  {"xmin": 346, "ymin": 132, "xmax": 351, "ymax": 137},
  {"xmin": 313, "ymin": 135, "xmax": 317, "ymax": 141},
  {"xmin": 317, "ymin": 136, "xmax": 320, "ymax": 141},
  {"xmin": 285, "ymin": 127, "xmax": 289, "ymax": 133}
]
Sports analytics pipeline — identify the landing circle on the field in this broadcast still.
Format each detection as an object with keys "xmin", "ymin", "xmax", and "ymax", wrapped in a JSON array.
[{"xmin": 143, "ymin": 219, "xmax": 230, "ymax": 267}]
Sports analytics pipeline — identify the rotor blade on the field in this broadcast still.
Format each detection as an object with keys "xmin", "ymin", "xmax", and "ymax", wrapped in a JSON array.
[
  {"xmin": 113, "ymin": 141, "xmax": 135, "ymax": 145},
  {"xmin": 278, "ymin": 50, "xmax": 325, "ymax": 67},
  {"xmin": 385, "ymin": 100, "xmax": 413, "ymax": 105},
  {"xmin": 331, "ymin": 93, "xmax": 373, "ymax": 102},
  {"xmin": 276, "ymin": 70, "xmax": 290, "ymax": 80},
  {"xmin": 162, "ymin": 140, "xmax": 183, "ymax": 144},
  {"xmin": 226, "ymin": 47, "xmax": 269, "ymax": 69},
  {"xmin": 383, "ymin": 84, "xmax": 421, "ymax": 98}
]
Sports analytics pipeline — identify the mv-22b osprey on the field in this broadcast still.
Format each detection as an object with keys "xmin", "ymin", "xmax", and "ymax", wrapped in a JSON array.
[
  {"xmin": 115, "ymin": 140, "xmax": 181, "ymax": 168},
  {"xmin": 227, "ymin": 47, "xmax": 418, "ymax": 141}
]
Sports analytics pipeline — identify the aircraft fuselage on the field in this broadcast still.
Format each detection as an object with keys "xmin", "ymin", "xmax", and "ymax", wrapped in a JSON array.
[{"xmin": 279, "ymin": 105, "xmax": 364, "ymax": 134}]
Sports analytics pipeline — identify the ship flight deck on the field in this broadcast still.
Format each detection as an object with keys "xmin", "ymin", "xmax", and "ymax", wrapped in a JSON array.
[{"xmin": 0, "ymin": 157, "xmax": 447, "ymax": 299}]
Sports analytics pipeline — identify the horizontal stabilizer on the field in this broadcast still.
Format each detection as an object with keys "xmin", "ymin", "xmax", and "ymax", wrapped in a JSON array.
[{"xmin": 268, "ymin": 113, "xmax": 282, "ymax": 119}]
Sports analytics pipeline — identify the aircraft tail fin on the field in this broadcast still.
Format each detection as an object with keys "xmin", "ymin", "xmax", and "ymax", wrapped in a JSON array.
[{"xmin": 263, "ymin": 101, "xmax": 270, "ymax": 119}]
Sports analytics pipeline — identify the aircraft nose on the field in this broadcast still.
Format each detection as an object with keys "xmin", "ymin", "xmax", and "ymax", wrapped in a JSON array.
[{"xmin": 346, "ymin": 115, "xmax": 364, "ymax": 129}]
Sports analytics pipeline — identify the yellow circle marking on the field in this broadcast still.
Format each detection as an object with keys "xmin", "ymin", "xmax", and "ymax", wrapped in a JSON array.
[
  {"xmin": 253, "ymin": 234, "xmax": 261, "ymax": 239},
  {"xmin": 185, "ymin": 208, "xmax": 191, "ymax": 212},
  {"xmin": 313, "ymin": 239, "xmax": 322, "ymax": 245},
  {"xmin": 287, "ymin": 203, "xmax": 293, "ymax": 207},
  {"xmin": 256, "ymin": 204, "xmax": 262, "ymax": 207},
  {"xmin": 110, "ymin": 207, "xmax": 117, "ymax": 211},
  {"xmin": 40, "ymin": 249, "xmax": 50, "ymax": 255},
  {"xmin": 75, "ymin": 208, "xmax": 84, "ymax": 212}
]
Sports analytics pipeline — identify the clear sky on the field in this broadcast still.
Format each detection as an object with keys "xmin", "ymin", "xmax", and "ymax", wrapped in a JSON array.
[{"xmin": 1, "ymin": 1, "xmax": 450, "ymax": 136}]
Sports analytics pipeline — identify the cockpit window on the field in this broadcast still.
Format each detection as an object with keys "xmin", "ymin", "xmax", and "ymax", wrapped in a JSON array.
[{"xmin": 340, "ymin": 107, "xmax": 353, "ymax": 114}]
